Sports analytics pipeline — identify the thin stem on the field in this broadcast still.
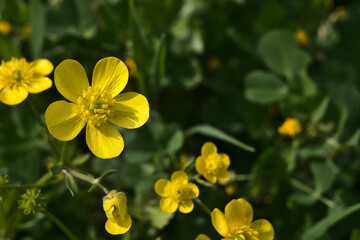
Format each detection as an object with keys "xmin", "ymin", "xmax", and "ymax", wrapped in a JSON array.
[
  {"xmin": 65, "ymin": 168, "xmax": 109, "ymax": 194},
  {"xmin": 194, "ymin": 198, "xmax": 212, "ymax": 216},
  {"xmin": 290, "ymin": 178, "xmax": 335, "ymax": 207},
  {"xmin": 40, "ymin": 210, "xmax": 79, "ymax": 240},
  {"xmin": 59, "ymin": 141, "xmax": 67, "ymax": 165},
  {"xmin": 234, "ymin": 174, "xmax": 252, "ymax": 181}
]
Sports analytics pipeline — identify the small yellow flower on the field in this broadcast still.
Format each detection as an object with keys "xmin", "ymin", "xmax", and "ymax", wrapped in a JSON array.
[
  {"xmin": 278, "ymin": 118, "xmax": 302, "ymax": 137},
  {"xmin": 225, "ymin": 182, "xmax": 238, "ymax": 196},
  {"xmin": 154, "ymin": 171, "xmax": 199, "ymax": 214},
  {"xmin": 21, "ymin": 23, "xmax": 32, "ymax": 38},
  {"xmin": 45, "ymin": 57, "xmax": 149, "ymax": 159},
  {"xmin": 0, "ymin": 57, "xmax": 53, "ymax": 105},
  {"xmin": 124, "ymin": 58, "xmax": 137, "ymax": 78},
  {"xmin": 295, "ymin": 29, "xmax": 310, "ymax": 47},
  {"xmin": 195, "ymin": 234, "xmax": 211, "ymax": 240},
  {"xmin": 0, "ymin": 20, "xmax": 11, "ymax": 35},
  {"xmin": 211, "ymin": 198, "xmax": 274, "ymax": 240},
  {"xmin": 195, "ymin": 142, "xmax": 230, "ymax": 184},
  {"xmin": 103, "ymin": 190, "xmax": 132, "ymax": 235},
  {"xmin": 207, "ymin": 56, "xmax": 221, "ymax": 71}
]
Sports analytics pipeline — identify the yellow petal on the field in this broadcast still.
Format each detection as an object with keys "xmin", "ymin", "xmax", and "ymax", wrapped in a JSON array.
[
  {"xmin": 54, "ymin": 59, "xmax": 89, "ymax": 102},
  {"xmin": 220, "ymin": 153, "xmax": 230, "ymax": 168},
  {"xmin": 154, "ymin": 179, "xmax": 171, "ymax": 197},
  {"xmin": 33, "ymin": 59, "xmax": 53, "ymax": 76},
  {"xmin": 179, "ymin": 200, "xmax": 194, "ymax": 214},
  {"xmin": 224, "ymin": 199, "xmax": 247, "ymax": 234},
  {"xmin": 195, "ymin": 234, "xmax": 212, "ymax": 240},
  {"xmin": 105, "ymin": 214, "xmax": 132, "ymax": 235},
  {"xmin": 211, "ymin": 208, "xmax": 230, "ymax": 237},
  {"xmin": 185, "ymin": 183, "xmax": 199, "ymax": 198},
  {"xmin": 115, "ymin": 192, "xmax": 128, "ymax": 219},
  {"xmin": 251, "ymin": 219, "xmax": 274, "ymax": 240},
  {"xmin": 159, "ymin": 197, "xmax": 178, "ymax": 213},
  {"xmin": 195, "ymin": 156, "xmax": 206, "ymax": 175},
  {"xmin": 45, "ymin": 101, "xmax": 86, "ymax": 141},
  {"xmin": 92, "ymin": 57, "xmax": 128, "ymax": 98},
  {"xmin": 113, "ymin": 212, "xmax": 132, "ymax": 229},
  {"xmin": 237, "ymin": 198, "xmax": 254, "ymax": 226},
  {"xmin": 204, "ymin": 172, "xmax": 217, "ymax": 184},
  {"xmin": 171, "ymin": 171, "xmax": 188, "ymax": 184},
  {"xmin": 85, "ymin": 123, "xmax": 124, "ymax": 159},
  {"xmin": 217, "ymin": 170, "xmax": 230, "ymax": 182},
  {"xmin": 109, "ymin": 92, "xmax": 149, "ymax": 129},
  {"xmin": 201, "ymin": 142, "xmax": 217, "ymax": 156},
  {"xmin": 0, "ymin": 86, "xmax": 28, "ymax": 105},
  {"xmin": 26, "ymin": 77, "xmax": 52, "ymax": 93}
]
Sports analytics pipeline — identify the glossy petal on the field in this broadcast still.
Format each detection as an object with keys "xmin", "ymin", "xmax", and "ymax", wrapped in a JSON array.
[
  {"xmin": 185, "ymin": 183, "xmax": 199, "ymax": 198},
  {"xmin": 219, "ymin": 154, "xmax": 230, "ymax": 168},
  {"xmin": 0, "ymin": 86, "xmax": 28, "ymax": 105},
  {"xmin": 154, "ymin": 179, "xmax": 170, "ymax": 197},
  {"xmin": 92, "ymin": 57, "xmax": 128, "ymax": 98},
  {"xmin": 45, "ymin": 101, "xmax": 86, "ymax": 141},
  {"xmin": 171, "ymin": 171, "xmax": 188, "ymax": 184},
  {"xmin": 195, "ymin": 234, "xmax": 211, "ymax": 240},
  {"xmin": 179, "ymin": 200, "xmax": 194, "ymax": 214},
  {"xmin": 237, "ymin": 198, "xmax": 254, "ymax": 225},
  {"xmin": 211, "ymin": 208, "xmax": 230, "ymax": 237},
  {"xmin": 55, "ymin": 59, "xmax": 89, "ymax": 102},
  {"xmin": 225, "ymin": 199, "xmax": 247, "ymax": 234},
  {"xmin": 33, "ymin": 59, "xmax": 53, "ymax": 76},
  {"xmin": 26, "ymin": 77, "xmax": 52, "ymax": 93},
  {"xmin": 85, "ymin": 123, "xmax": 124, "ymax": 159},
  {"xmin": 204, "ymin": 172, "xmax": 217, "ymax": 184},
  {"xmin": 105, "ymin": 214, "xmax": 132, "ymax": 235},
  {"xmin": 159, "ymin": 197, "xmax": 178, "ymax": 213},
  {"xmin": 251, "ymin": 219, "xmax": 274, "ymax": 240},
  {"xmin": 201, "ymin": 142, "xmax": 217, "ymax": 156},
  {"xmin": 217, "ymin": 170, "xmax": 230, "ymax": 182},
  {"xmin": 195, "ymin": 156, "xmax": 206, "ymax": 175},
  {"xmin": 109, "ymin": 92, "xmax": 149, "ymax": 129}
]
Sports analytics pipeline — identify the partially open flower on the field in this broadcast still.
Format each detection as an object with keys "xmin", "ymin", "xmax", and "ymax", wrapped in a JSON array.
[{"xmin": 103, "ymin": 190, "xmax": 132, "ymax": 235}]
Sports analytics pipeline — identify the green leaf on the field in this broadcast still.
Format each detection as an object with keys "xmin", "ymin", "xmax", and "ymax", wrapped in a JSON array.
[
  {"xmin": 301, "ymin": 203, "xmax": 360, "ymax": 240},
  {"xmin": 72, "ymin": 153, "xmax": 91, "ymax": 167},
  {"xmin": 49, "ymin": 165, "xmax": 62, "ymax": 176},
  {"xmin": 30, "ymin": 0, "xmax": 46, "ymax": 58},
  {"xmin": 310, "ymin": 158, "xmax": 335, "ymax": 193},
  {"xmin": 244, "ymin": 71, "xmax": 288, "ymax": 104},
  {"xmin": 185, "ymin": 124, "xmax": 255, "ymax": 152},
  {"xmin": 310, "ymin": 97, "xmax": 330, "ymax": 124},
  {"xmin": 344, "ymin": 129, "xmax": 360, "ymax": 148},
  {"xmin": 258, "ymin": 30, "xmax": 311, "ymax": 80},
  {"xmin": 145, "ymin": 205, "xmax": 173, "ymax": 229},
  {"xmin": 97, "ymin": 169, "xmax": 117, "ymax": 181},
  {"xmin": 87, "ymin": 184, "xmax": 97, "ymax": 193},
  {"xmin": 351, "ymin": 229, "xmax": 360, "ymax": 240},
  {"xmin": 281, "ymin": 141, "xmax": 299, "ymax": 173},
  {"xmin": 64, "ymin": 173, "xmax": 78, "ymax": 197},
  {"xmin": 0, "ymin": 36, "xmax": 21, "ymax": 60},
  {"xmin": 166, "ymin": 129, "xmax": 184, "ymax": 154}
]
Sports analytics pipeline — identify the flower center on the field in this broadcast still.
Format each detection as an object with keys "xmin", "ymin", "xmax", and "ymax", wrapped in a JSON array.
[
  {"xmin": 205, "ymin": 154, "xmax": 223, "ymax": 175},
  {"xmin": 232, "ymin": 226, "xmax": 259, "ymax": 240},
  {"xmin": 170, "ymin": 183, "xmax": 194, "ymax": 202},
  {"xmin": 77, "ymin": 87, "xmax": 115, "ymax": 127},
  {"xmin": 12, "ymin": 69, "xmax": 22, "ymax": 81}
]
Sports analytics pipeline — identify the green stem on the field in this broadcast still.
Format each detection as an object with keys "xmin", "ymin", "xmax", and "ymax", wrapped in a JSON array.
[
  {"xmin": 290, "ymin": 178, "xmax": 335, "ymax": 207},
  {"xmin": 234, "ymin": 174, "xmax": 252, "ymax": 181},
  {"xmin": 194, "ymin": 198, "xmax": 211, "ymax": 216},
  {"xmin": 41, "ymin": 210, "xmax": 79, "ymax": 240},
  {"xmin": 59, "ymin": 141, "xmax": 67, "ymax": 165},
  {"xmin": 65, "ymin": 168, "xmax": 109, "ymax": 194}
]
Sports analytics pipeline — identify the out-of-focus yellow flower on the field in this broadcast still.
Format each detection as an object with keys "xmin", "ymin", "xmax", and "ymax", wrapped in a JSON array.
[
  {"xmin": 45, "ymin": 57, "xmax": 149, "ymax": 159},
  {"xmin": 179, "ymin": 155, "xmax": 189, "ymax": 169},
  {"xmin": 211, "ymin": 198, "xmax": 274, "ymax": 240},
  {"xmin": 335, "ymin": 6, "xmax": 348, "ymax": 21},
  {"xmin": 278, "ymin": 118, "xmax": 301, "ymax": 137},
  {"xmin": 195, "ymin": 142, "xmax": 230, "ymax": 184},
  {"xmin": 295, "ymin": 29, "xmax": 310, "ymax": 47},
  {"xmin": 207, "ymin": 56, "xmax": 221, "ymax": 71},
  {"xmin": 225, "ymin": 182, "xmax": 238, "ymax": 196},
  {"xmin": 103, "ymin": 190, "xmax": 132, "ymax": 235},
  {"xmin": 47, "ymin": 162, "xmax": 64, "ymax": 179},
  {"xmin": 21, "ymin": 23, "xmax": 32, "ymax": 38},
  {"xmin": 124, "ymin": 58, "xmax": 137, "ymax": 78},
  {"xmin": 154, "ymin": 171, "xmax": 199, "ymax": 214},
  {"xmin": 195, "ymin": 234, "xmax": 211, "ymax": 240},
  {"xmin": 0, "ymin": 20, "xmax": 11, "ymax": 35},
  {"xmin": 0, "ymin": 57, "xmax": 53, "ymax": 105}
]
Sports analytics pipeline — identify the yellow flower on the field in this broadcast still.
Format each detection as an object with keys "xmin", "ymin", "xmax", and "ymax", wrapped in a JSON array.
[
  {"xmin": 211, "ymin": 198, "xmax": 274, "ymax": 240},
  {"xmin": 0, "ymin": 57, "xmax": 53, "ymax": 105},
  {"xmin": 295, "ymin": 29, "xmax": 310, "ymax": 47},
  {"xmin": 45, "ymin": 57, "xmax": 149, "ymax": 159},
  {"xmin": 124, "ymin": 58, "xmax": 137, "ymax": 78},
  {"xmin": 278, "ymin": 118, "xmax": 301, "ymax": 137},
  {"xmin": 103, "ymin": 190, "xmax": 132, "ymax": 235},
  {"xmin": 0, "ymin": 20, "xmax": 11, "ymax": 35},
  {"xmin": 196, "ymin": 234, "xmax": 212, "ymax": 240},
  {"xmin": 154, "ymin": 171, "xmax": 199, "ymax": 214},
  {"xmin": 195, "ymin": 142, "xmax": 230, "ymax": 184},
  {"xmin": 225, "ymin": 182, "xmax": 239, "ymax": 196}
]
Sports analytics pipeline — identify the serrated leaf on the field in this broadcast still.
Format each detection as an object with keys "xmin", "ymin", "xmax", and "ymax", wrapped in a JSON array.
[
  {"xmin": 64, "ymin": 173, "xmax": 78, "ymax": 197},
  {"xmin": 185, "ymin": 124, "xmax": 255, "ymax": 152}
]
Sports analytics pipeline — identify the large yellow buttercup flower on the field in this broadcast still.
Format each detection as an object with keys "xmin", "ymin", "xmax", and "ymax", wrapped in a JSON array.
[
  {"xmin": 212, "ymin": 198, "xmax": 274, "ymax": 240},
  {"xmin": 0, "ymin": 57, "xmax": 53, "ymax": 105},
  {"xmin": 45, "ymin": 57, "xmax": 149, "ymax": 159},
  {"xmin": 103, "ymin": 190, "xmax": 132, "ymax": 235},
  {"xmin": 154, "ymin": 171, "xmax": 199, "ymax": 214},
  {"xmin": 195, "ymin": 142, "xmax": 230, "ymax": 184}
]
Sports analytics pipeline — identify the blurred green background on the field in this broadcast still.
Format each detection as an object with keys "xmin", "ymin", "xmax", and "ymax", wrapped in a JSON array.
[{"xmin": 1, "ymin": 0, "xmax": 360, "ymax": 239}]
